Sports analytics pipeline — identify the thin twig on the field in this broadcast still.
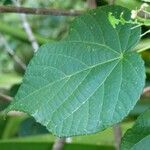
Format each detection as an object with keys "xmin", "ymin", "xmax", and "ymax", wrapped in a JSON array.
[
  {"xmin": 20, "ymin": 14, "xmax": 39, "ymax": 52},
  {"xmin": 12, "ymin": 0, "xmax": 39, "ymax": 52},
  {"xmin": 0, "ymin": 92, "xmax": 12, "ymax": 102},
  {"xmin": 87, "ymin": 0, "xmax": 97, "ymax": 9},
  {"xmin": 113, "ymin": 124, "xmax": 122, "ymax": 150},
  {"xmin": 142, "ymin": 86, "xmax": 150, "ymax": 98},
  {"xmin": 7, "ymin": 111, "xmax": 25, "ymax": 116},
  {"xmin": 0, "ymin": 34, "xmax": 26, "ymax": 70},
  {"xmin": 52, "ymin": 138, "xmax": 66, "ymax": 150},
  {"xmin": 0, "ymin": 6, "xmax": 83, "ymax": 16}
]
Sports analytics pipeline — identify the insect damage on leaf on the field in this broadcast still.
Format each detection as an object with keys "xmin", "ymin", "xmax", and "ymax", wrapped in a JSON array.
[
  {"xmin": 108, "ymin": 12, "xmax": 120, "ymax": 28},
  {"xmin": 108, "ymin": 12, "xmax": 129, "ymax": 28}
]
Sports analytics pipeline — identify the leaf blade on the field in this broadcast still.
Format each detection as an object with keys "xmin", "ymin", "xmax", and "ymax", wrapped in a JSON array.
[{"xmin": 6, "ymin": 5, "xmax": 145, "ymax": 137}]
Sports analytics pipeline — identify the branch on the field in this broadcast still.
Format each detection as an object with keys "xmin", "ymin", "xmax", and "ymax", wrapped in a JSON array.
[
  {"xmin": 0, "ymin": 5, "xmax": 149, "ymax": 20},
  {"xmin": 0, "ymin": 6, "xmax": 83, "ymax": 16}
]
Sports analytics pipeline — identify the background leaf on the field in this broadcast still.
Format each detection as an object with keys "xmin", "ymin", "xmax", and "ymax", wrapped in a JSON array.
[
  {"xmin": 6, "ymin": 5, "xmax": 145, "ymax": 137},
  {"xmin": 121, "ymin": 108, "xmax": 150, "ymax": 150}
]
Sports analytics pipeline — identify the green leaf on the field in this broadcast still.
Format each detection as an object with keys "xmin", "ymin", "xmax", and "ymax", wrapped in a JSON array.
[
  {"xmin": 121, "ymin": 108, "xmax": 150, "ymax": 150},
  {"xmin": 5, "ymin": 5, "xmax": 145, "ymax": 137}
]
